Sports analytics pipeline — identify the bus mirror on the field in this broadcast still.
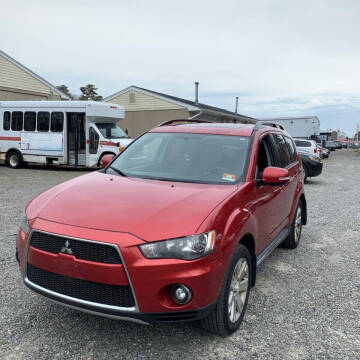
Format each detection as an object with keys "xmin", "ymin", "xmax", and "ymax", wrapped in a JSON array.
[{"xmin": 100, "ymin": 154, "xmax": 115, "ymax": 168}]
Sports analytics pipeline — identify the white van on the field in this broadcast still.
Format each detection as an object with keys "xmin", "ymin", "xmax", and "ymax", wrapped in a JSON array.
[{"xmin": 0, "ymin": 101, "xmax": 132, "ymax": 168}]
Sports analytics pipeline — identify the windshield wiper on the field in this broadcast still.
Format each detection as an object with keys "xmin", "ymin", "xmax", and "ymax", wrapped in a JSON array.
[{"xmin": 109, "ymin": 166, "xmax": 127, "ymax": 177}]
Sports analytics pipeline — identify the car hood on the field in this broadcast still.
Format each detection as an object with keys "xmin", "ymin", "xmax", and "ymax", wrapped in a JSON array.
[{"xmin": 26, "ymin": 172, "xmax": 237, "ymax": 242}]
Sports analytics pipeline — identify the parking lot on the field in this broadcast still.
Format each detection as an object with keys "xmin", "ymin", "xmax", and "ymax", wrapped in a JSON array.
[{"xmin": 0, "ymin": 149, "xmax": 359, "ymax": 360}]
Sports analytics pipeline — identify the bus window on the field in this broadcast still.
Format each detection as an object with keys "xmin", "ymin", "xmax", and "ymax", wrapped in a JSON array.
[
  {"xmin": 11, "ymin": 111, "xmax": 23, "ymax": 131},
  {"xmin": 37, "ymin": 112, "xmax": 50, "ymax": 132},
  {"xmin": 89, "ymin": 127, "xmax": 99, "ymax": 154},
  {"xmin": 24, "ymin": 112, "xmax": 36, "ymax": 131},
  {"xmin": 3, "ymin": 111, "xmax": 10, "ymax": 130},
  {"xmin": 51, "ymin": 112, "xmax": 64, "ymax": 132}
]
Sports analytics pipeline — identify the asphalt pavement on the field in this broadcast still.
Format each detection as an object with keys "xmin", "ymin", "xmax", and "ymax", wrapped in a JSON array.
[{"xmin": 0, "ymin": 150, "xmax": 359, "ymax": 359}]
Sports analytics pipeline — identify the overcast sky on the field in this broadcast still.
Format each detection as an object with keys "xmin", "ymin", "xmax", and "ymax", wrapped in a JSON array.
[{"xmin": 2, "ymin": 0, "xmax": 360, "ymax": 135}]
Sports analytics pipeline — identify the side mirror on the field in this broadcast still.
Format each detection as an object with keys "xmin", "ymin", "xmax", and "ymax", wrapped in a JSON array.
[
  {"xmin": 261, "ymin": 167, "xmax": 290, "ymax": 185},
  {"xmin": 100, "ymin": 154, "xmax": 115, "ymax": 168}
]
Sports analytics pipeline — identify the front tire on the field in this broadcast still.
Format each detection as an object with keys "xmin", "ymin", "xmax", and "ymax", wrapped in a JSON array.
[
  {"xmin": 6, "ymin": 151, "xmax": 22, "ymax": 169},
  {"xmin": 281, "ymin": 202, "xmax": 303, "ymax": 249},
  {"xmin": 200, "ymin": 244, "xmax": 251, "ymax": 336}
]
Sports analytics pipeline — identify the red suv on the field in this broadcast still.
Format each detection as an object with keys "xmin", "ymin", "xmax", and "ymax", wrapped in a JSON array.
[{"xmin": 16, "ymin": 120, "xmax": 306, "ymax": 336}]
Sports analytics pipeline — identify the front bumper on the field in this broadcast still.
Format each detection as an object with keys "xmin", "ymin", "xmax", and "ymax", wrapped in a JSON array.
[
  {"xmin": 16, "ymin": 218, "xmax": 224, "ymax": 322},
  {"xmin": 24, "ymin": 277, "xmax": 216, "ymax": 324}
]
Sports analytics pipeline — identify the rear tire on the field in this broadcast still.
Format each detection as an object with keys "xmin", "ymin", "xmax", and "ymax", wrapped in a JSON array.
[
  {"xmin": 6, "ymin": 151, "xmax": 22, "ymax": 169},
  {"xmin": 281, "ymin": 201, "xmax": 303, "ymax": 249},
  {"xmin": 200, "ymin": 244, "xmax": 251, "ymax": 336}
]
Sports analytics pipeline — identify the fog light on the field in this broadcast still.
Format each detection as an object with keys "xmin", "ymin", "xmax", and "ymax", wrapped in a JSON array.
[{"xmin": 171, "ymin": 284, "xmax": 192, "ymax": 305}]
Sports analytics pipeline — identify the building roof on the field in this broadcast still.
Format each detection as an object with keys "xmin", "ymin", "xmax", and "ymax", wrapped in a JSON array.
[
  {"xmin": 0, "ymin": 49, "xmax": 70, "ymax": 100},
  {"xmin": 104, "ymin": 85, "xmax": 257, "ymax": 123},
  {"xmin": 260, "ymin": 116, "xmax": 319, "ymax": 122}
]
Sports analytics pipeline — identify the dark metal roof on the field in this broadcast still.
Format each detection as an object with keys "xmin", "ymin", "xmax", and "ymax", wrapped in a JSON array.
[{"xmin": 134, "ymin": 86, "xmax": 254, "ymax": 120}]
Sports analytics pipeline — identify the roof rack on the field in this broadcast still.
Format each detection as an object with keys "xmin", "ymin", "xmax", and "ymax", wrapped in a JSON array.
[
  {"xmin": 252, "ymin": 121, "xmax": 286, "ymax": 135},
  {"xmin": 261, "ymin": 121, "xmax": 285, "ymax": 130},
  {"xmin": 251, "ymin": 122, "xmax": 264, "ymax": 134},
  {"xmin": 159, "ymin": 119, "xmax": 212, "ymax": 127}
]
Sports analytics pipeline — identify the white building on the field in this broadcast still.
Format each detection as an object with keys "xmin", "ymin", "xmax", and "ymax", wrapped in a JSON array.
[{"xmin": 260, "ymin": 116, "xmax": 320, "ymax": 138}]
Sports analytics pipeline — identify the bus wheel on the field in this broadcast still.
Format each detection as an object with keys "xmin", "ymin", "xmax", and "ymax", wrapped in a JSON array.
[{"xmin": 6, "ymin": 151, "xmax": 22, "ymax": 169}]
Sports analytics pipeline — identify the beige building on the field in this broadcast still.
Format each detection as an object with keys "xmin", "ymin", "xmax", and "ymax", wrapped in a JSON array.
[
  {"xmin": 104, "ymin": 86, "xmax": 256, "ymax": 138},
  {"xmin": 0, "ymin": 50, "xmax": 69, "ymax": 101}
]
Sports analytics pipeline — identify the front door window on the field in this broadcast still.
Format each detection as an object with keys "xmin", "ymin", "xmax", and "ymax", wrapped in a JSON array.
[{"xmin": 89, "ymin": 127, "xmax": 99, "ymax": 154}]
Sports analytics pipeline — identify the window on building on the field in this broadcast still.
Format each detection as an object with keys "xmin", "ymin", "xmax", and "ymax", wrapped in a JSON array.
[
  {"xmin": 11, "ymin": 111, "xmax": 23, "ymax": 131},
  {"xmin": 51, "ymin": 112, "xmax": 64, "ymax": 132},
  {"xmin": 129, "ymin": 92, "xmax": 136, "ymax": 104},
  {"xmin": 3, "ymin": 111, "xmax": 10, "ymax": 130},
  {"xmin": 272, "ymin": 134, "xmax": 291, "ymax": 168},
  {"xmin": 284, "ymin": 136, "xmax": 297, "ymax": 163},
  {"xmin": 24, "ymin": 112, "xmax": 36, "ymax": 131},
  {"xmin": 37, "ymin": 112, "xmax": 50, "ymax": 132}
]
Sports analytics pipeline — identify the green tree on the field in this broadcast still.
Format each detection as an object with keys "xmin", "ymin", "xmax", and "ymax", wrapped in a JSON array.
[
  {"xmin": 56, "ymin": 85, "xmax": 73, "ymax": 99},
  {"xmin": 79, "ymin": 84, "xmax": 103, "ymax": 101}
]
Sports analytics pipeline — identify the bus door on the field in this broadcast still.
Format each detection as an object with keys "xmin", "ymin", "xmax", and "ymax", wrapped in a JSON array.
[{"xmin": 67, "ymin": 113, "xmax": 86, "ymax": 166}]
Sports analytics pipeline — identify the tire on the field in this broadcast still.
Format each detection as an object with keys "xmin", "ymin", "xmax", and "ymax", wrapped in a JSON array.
[
  {"xmin": 281, "ymin": 201, "xmax": 303, "ymax": 249},
  {"xmin": 303, "ymin": 164, "xmax": 309, "ymax": 181},
  {"xmin": 200, "ymin": 244, "xmax": 251, "ymax": 336},
  {"xmin": 6, "ymin": 151, "xmax": 22, "ymax": 169}
]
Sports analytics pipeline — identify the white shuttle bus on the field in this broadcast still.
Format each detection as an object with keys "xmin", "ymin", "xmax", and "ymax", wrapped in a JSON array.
[{"xmin": 0, "ymin": 101, "xmax": 132, "ymax": 168}]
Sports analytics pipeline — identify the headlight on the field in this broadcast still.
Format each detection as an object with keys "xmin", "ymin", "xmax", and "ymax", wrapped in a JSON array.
[
  {"xmin": 139, "ymin": 231, "xmax": 216, "ymax": 260},
  {"xmin": 20, "ymin": 215, "xmax": 30, "ymax": 234}
]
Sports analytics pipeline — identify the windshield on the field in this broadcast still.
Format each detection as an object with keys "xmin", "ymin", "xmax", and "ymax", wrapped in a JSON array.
[
  {"xmin": 107, "ymin": 132, "xmax": 250, "ymax": 184},
  {"xmin": 95, "ymin": 123, "xmax": 128, "ymax": 139}
]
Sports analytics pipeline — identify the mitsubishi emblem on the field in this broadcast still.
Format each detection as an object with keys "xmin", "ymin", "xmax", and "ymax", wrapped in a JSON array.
[{"xmin": 60, "ymin": 240, "xmax": 73, "ymax": 255}]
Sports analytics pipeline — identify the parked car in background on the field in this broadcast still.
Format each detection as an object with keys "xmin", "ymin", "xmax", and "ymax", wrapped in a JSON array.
[
  {"xmin": 298, "ymin": 150, "xmax": 323, "ymax": 181},
  {"xmin": 349, "ymin": 142, "xmax": 359, "ymax": 149},
  {"xmin": 334, "ymin": 141, "xmax": 343, "ymax": 149},
  {"xmin": 316, "ymin": 144, "xmax": 329, "ymax": 159},
  {"xmin": 16, "ymin": 120, "xmax": 307, "ymax": 337},
  {"xmin": 293, "ymin": 139, "xmax": 320, "ymax": 159},
  {"xmin": 324, "ymin": 141, "xmax": 337, "ymax": 151}
]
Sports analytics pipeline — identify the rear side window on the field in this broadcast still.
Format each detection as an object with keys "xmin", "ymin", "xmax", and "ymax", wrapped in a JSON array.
[
  {"xmin": 295, "ymin": 140, "xmax": 311, "ymax": 147},
  {"xmin": 24, "ymin": 112, "xmax": 36, "ymax": 131},
  {"xmin": 3, "ymin": 111, "xmax": 10, "ymax": 130},
  {"xmin": 272, "ymin": 134, "xmax": 291, "ymax": 168},
  {"xmin": 284, "ymin": 136, "xmax": 297, "ymax": 163},
  {"xmin": 51, "ymin": 112, "xmax": 64, "ymax": 132},
  {"xmin": 11, "ymin": 111, "xmax": 23, "ymax": 131},
  {"xmin": 37, "ymin": 112, "xmax": 50, "ymax": 132}
]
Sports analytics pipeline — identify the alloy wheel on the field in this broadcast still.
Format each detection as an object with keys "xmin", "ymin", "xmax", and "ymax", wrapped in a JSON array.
[
  {"xmin": 294, "ymin": 206, "xmax": 302, "ymax": 243},
  {"xmin": 228, "ymin": 257, "xmax": 249, "ymax": 323}
]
